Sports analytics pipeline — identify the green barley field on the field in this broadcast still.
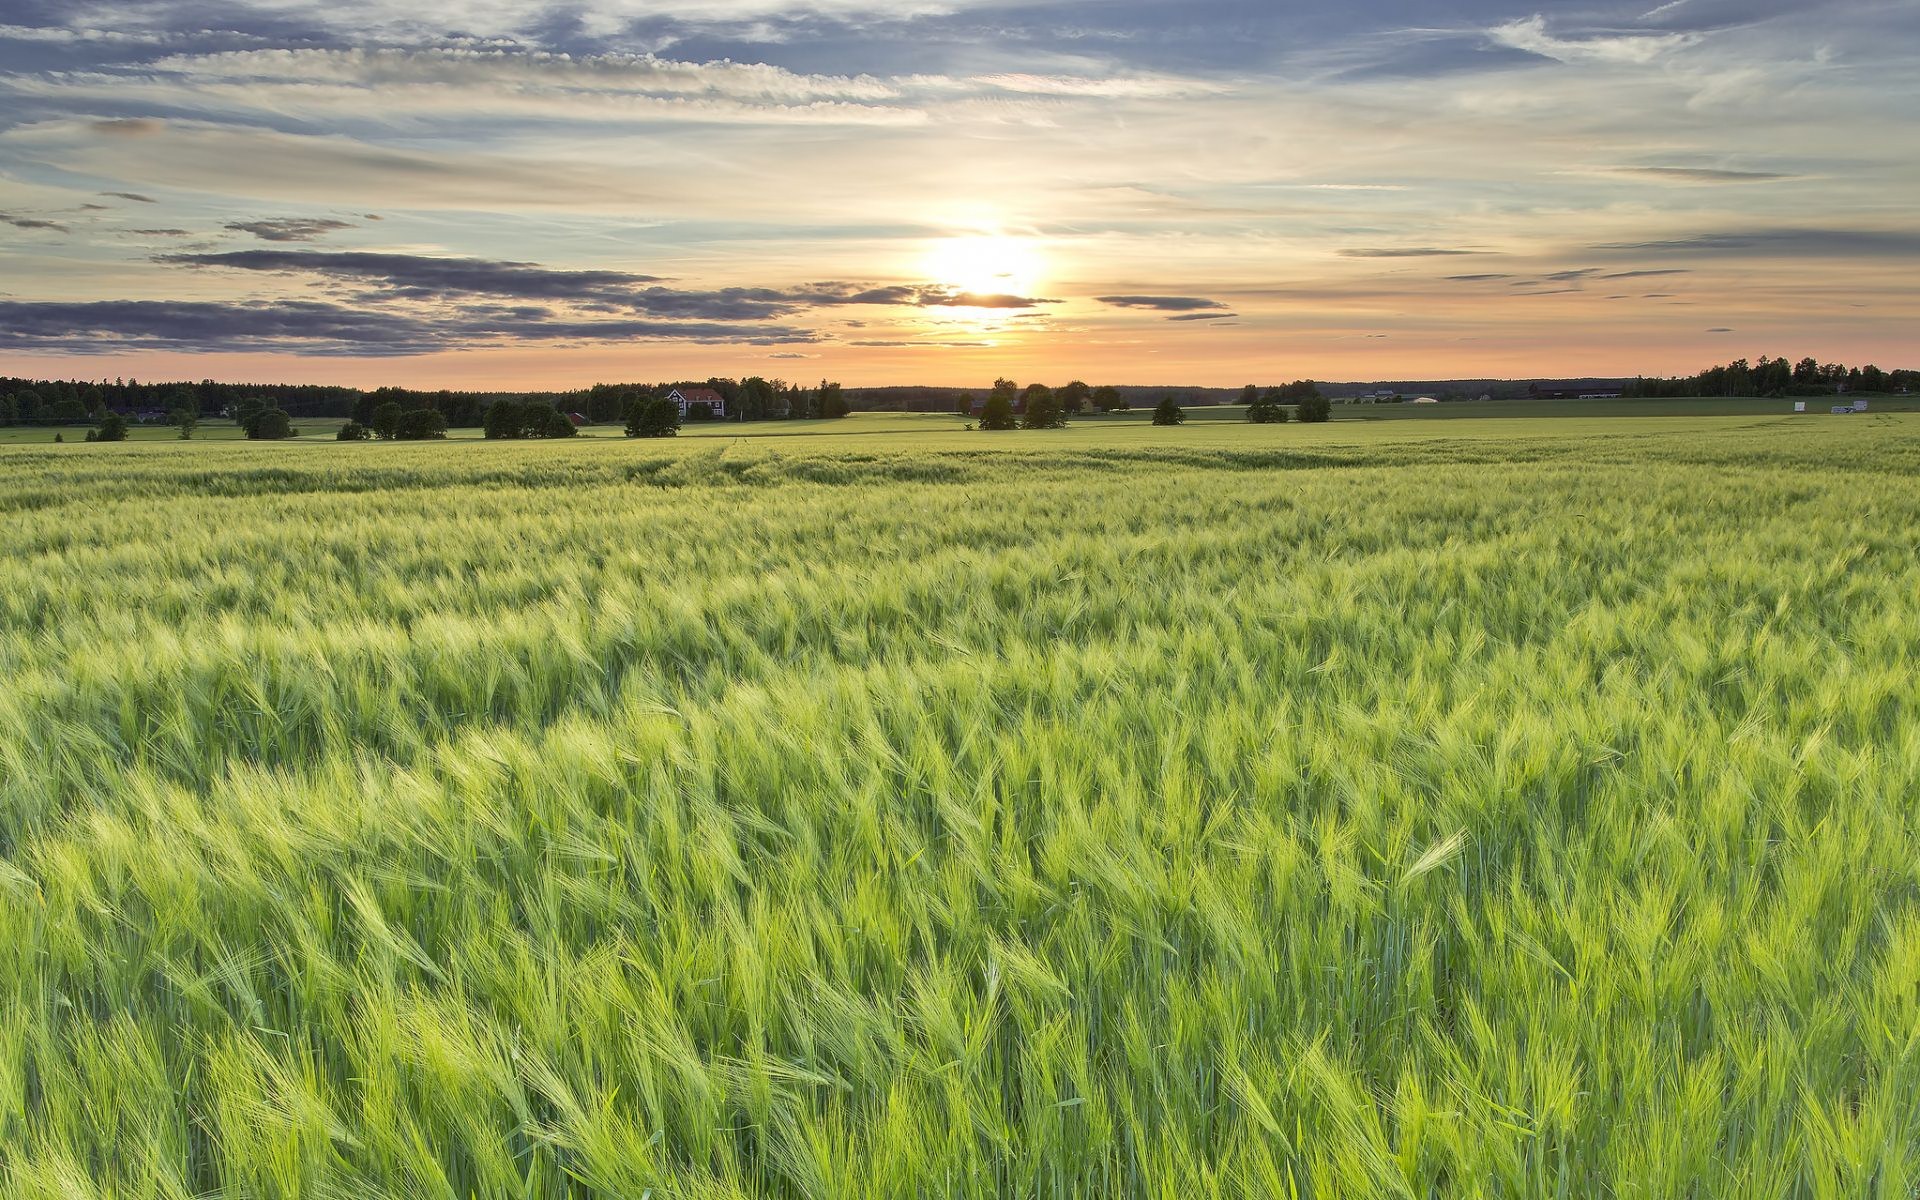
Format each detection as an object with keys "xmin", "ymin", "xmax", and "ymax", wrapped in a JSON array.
[{"xmin": 3, "ymin": 413, "xmax": 1918, "ymax": 1198}]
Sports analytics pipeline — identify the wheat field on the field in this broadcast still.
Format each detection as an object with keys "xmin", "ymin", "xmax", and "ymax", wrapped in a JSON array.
[{"xmin": 2, "ymin": 414, "xmax": 1917, "ymax": 1198}]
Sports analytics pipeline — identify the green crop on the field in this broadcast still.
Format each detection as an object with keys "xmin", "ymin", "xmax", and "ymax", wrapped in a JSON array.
[{"xmin": 2, "ymin": 415, "xmax": 1917, "ymax": 1197}]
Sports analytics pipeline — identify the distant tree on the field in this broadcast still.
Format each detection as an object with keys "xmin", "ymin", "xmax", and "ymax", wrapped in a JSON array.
[
  {"xmin": 0, "ymin": 393, "xmax": 15, "ymax": 425},
  {"xmin": 1152, "ymin": 395, "xmax": 1185, "ymax": 426},
  {"xmin": 170, "ymin": 407, "xmax": 197, "ymax": 439},
  {"xmin": 1093, "ymin": 385, "xmax": 1127, "ymax": 412},
  {"xmin": 1285, "ymin": 381, "xmax": 1330, "ymax": 423},
  {"xmin": 1022, "ymin": 384, "xmax": 1067, "ymax": 429},
  {"xmin": 626, "ymin": 395, "xmax": 681, "ymax": 438},
  {"xmin": 1859, "ymin": 364, "xmax": 1887, "ymax": 392},
  {"xmin": 483, "ymin": 398, "xmax": 524, "ymax": 439},
  {"xmin": 686, "ymin": 401, "xmax": 717, "ymax": 422},
  {"xmin": 979, "ymin": 391, "xmax": 1018, "ymax": 431},
  {"xmin": 45, "ymin": 397, "xmax": 89, "ymax": 424},
  {"xmin": 13, "ymin": 388, "xmax": 42, "ymax": 421},
  {"xmin": 52, "ymin": 432, "xmax": 63, "ymax": 443},
  {"xmin": 163, "ymin": 385, "xmax": 199, "ymax": 420},
  {"xmin": 1059, "ymin": 380, "xmax": 1091, "ymax": 414},
  {"xmin": 990, "ymin": 377, "xmax": 1020, "ymax": 415},
  {"xmin": 538, "ymin": 406, "xmax": 576, "ymax": 438},
  {"xmin": 230, "ymin": 396, "xmax": 268, "ymax": 429},
  {"xmin": 585, "ymin": 384, "xmax": 631, "ymax": 425},
  {"xmin": 337, "ymin": 420, "xmax": 372, "ymax": 441},
  {"xmin": 736, "ymin": 377, "xmax": 779, "ymax": 422},
  {"xmin": 370, "ymin": 401, "xmax": 404, "ymax": 440},
  {"xmin": 395, "ymin": 408, "xmax": 449, "ymax": 440},
  {"xmin": 955, "ymin": 391, "xmax": 975, "ymax": 416},
  {"xmin": 94, "ymin": 411, "xmax": 130, "ymax": 442},
  {"xmin": 1247, "ymin": 387, "xmax": 1287, "ymax": 424},
  {"xmin": 816, "ymin": 380, "xmax": 850, "ymax": 419},
  {"xmin": 246, "ymin": 408, "xmax": 294, "ymax": 440}
]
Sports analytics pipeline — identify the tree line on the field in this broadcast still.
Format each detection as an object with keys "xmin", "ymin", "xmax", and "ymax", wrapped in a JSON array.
[
  {"xmin": 972, "ymin": 379, "xmax": 1330, "ymax": 430},
  {"xmin": 1623, "ymin": 357, "xmax": 1919, "ymax": 399}
]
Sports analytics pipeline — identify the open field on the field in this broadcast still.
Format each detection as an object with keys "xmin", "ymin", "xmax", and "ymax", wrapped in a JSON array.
[{"xmin": 3, "ymin": 414, "xmax": 1919, "ymax": 1197}]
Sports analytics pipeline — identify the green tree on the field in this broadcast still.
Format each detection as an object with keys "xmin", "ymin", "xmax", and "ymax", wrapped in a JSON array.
[
  {"xmin": 585, "ymin": 384, "xmax": 631, "ymax": 424},
  {"xmin": 1247, "ymin": 387, "xmax": 1287, "ymax": 424},
  {"xmin": 337, "ymin": 420, "xmax": 372, "ymax": 441},
  {"xmin": 395, "ymin": 408, "xmax": 449, "ymax": 440},
  {"xmin": 626, "ymin": 395, "xmax": 681, "ymax": 438},
  {"xmin": 1059, "ymin": 380, "xmax": 1091, "ymax": 414},
  {"xmin": 94, "ymin": 411, "xmax": 130, "ymax": 442},
  {"xmin": 170, "ymin": 407, "xmax": 198, "ymax": 440},
  {"xmin": 816, "ymin": 381, "xmax": 850, "ymax": 419},
  {"xmin": 1022, "ymin": 384, "xmax": 1067, "ymax": 429},
  {"xmin": 1093, "ymin": 385, "xmax": 1127, "ymax": 412},
  {"xmin": 955, "ymin": 391, "xmax": 975, "ymax": 416},
  {"xmin": 245, "ymin": 408, "xmax": 294, "ymax": 440},
  {"xmin": 538, "ymin": 406, "xmax": 576, "ymax": 438},
  {"xmin": 979, "ymin": 391, "xmax": 1018, "ymax": 431},
  {"xmin": 483, "ymin": 399, "xmax": 524, "ymax": 439},
  {"xmin": 1152, "ymin": 395, "xmax": 1185, "ymax": 426},
  {"xmin": 229, "ymin": 396, "xmax": 268, "ymax": 429},
  {"xmin": 1288, "ymin": 381, "xmax": 1331, "ymax": 424},
  {"xmin": 370, "ymin": 402, "xmax": 404, "ymax": 440}
]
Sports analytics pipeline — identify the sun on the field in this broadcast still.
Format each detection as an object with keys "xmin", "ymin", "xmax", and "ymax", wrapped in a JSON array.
[{"xmin": 922, "ymin": 233, "xmax": 1045, "ymax": 301}]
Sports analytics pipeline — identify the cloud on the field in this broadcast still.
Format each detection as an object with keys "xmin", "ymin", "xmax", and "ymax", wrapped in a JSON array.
[
  {"xmin": 1605, "ymin": 166, "xmax": 1793, "ymax": 183},
  {"xmin": 0, "ymin": 299, "xmax": 814, "ymax": 355},
  {"xmin": 1706, "ymin": 327, "xmax": 1735, "ymax": 333},
  {"xmin": 1166, "ymin": 312, "xmax": 1238, "ymax": 322},
  {"xmin": 0, "ymin": 213, "xmax": 69, "ymax": 233},
  {"xmin": 1599, "ymin": 269, "xmax": 1690, "ymax": 279},
  {"xmin": 1341, "ymin": 248, "xmax": 1484, "ymax": 259},
  {"xmin": 1593, "ymin": 228, "xmax": 1920, "ymax": 257},
  {"xmin": 161, "ymin": 250, "xmax": 1056, "ymax": 322},
  {"xmin": 1095, "ymin": 295, "xmax": 1230, "ymax": 312},
  {"xmin": 1490, "ymin": 15, "xmax": 1700, "ymax": 65},
  {"xmin": 101, "ymin": 191, "xmax": 158, "ymax": 203},
  {"xmin": 127, "ymin": 228, "xmax": 193, "ymax": 236},
  {"xmin": 224, "ymin": 217, "xmax": 357, "ymax": 241},
  {"xmin": 1445, "ymin": 274, "xmax": 1511, "ymax": 282}
]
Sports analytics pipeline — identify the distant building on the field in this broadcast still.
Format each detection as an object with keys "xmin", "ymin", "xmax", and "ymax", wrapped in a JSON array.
[{"xmin": 666, "ymin": 386, "xmax": 726, "ymax": 418}]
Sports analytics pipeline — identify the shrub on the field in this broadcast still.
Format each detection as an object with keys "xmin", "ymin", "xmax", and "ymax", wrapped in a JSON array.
[
  {"xmin": 1152, "ymin": 396, "xmax": 1186, "ymax": 426},
  {"xmin": 94, "ymin": 412, "xmax": 130, "ymax": 442},
  {"xmin": 394, "ymin": 408, "xmax": 449, "ymax": 440},
  {"xmin": 1094, "ymin": 386, "xmax": 1128, "ymax": 412},
  {"xmin": 539, "ymin": 407, "xmax": 577, "ymax": 438},
  {"xmin": 1295, "ymin": 390, "xmax": 1331, "ymax": 424},
  {"xmin": 337, "ymin": 421, "xmax": 372, "ymax": 441},
  {"xmin": 170, "ymin": 408, "xmax": 198, "ymax": 439},
  {"xmin": 626, "ymin": 396, "xmax": 682, "ymax": 438},
  {"xmin": 245, "ymin": 408, "xmax": 294, "ymax": 440},
  {"xmin": 686, "ymin": 402, "xmax": 716, "ymax": 423}
]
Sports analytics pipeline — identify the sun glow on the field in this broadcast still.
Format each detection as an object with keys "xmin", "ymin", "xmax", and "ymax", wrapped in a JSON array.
[{"xmin": 922, "ymin": 233, "xmax": 1046, "ymax": 302}]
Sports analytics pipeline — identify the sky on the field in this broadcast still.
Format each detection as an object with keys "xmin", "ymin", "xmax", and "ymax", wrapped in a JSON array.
[{"xmin": 0, "ymin": 0, "xmax": 1915, "ymax": 388}]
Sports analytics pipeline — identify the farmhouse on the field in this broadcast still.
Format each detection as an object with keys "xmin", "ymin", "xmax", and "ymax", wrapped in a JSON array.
[{"xmin": 666, "ymin": 386, "xmax": 726, "ymax": 418}]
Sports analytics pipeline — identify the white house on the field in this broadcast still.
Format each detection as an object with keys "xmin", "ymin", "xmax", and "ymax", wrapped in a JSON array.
[{"xmin": 666, "ymin": 386, "xmax": 726, "ymax": 418}]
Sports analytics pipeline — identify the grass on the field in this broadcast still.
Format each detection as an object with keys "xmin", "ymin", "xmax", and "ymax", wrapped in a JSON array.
[{"xmin": 2, "ymin": 413, "xmax": 1918, "ymax": 1197}]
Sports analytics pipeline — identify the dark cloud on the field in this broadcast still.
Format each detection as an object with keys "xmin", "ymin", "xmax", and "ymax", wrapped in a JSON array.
[
  {"xmin": 1445, "ymin": 273, "xmax": 1511, "ymax": 282},
  {"xmin": 1340, "ymin": 247, "xmax": 1482, "ymax": 258},
  {"xmin": 1707, "ymin": 327, "xmax": 1735, "ymax": 333},
  {"xmin": 128, "ymin": 228, "xmax": 193, "ymax": 236},
  {"xmin": 1599, "ymin": 269, "xmax": 1690, "ymax": 279},
  {"xmin": 224, "ymin": 217, "xmax": 356, "ymax": 242},
  {"xmin": 1095, "ymin": 294, "xmax": 1229, "ymax": 311},
  {"xmin": 1166, "ymin": 312, "xmax": 1238, "ymax": 321},
  {"xmin": 1607, "ymin": 167, "xmax": 1793, "ymax": 183},
  {"xmin": 102, "ymin": 191, "xmax": 157, "ymax": 203},
  {"xmin": 90, "ymin": 118, "xmax": 166, "ymax": 136},
  {"xmin": 0, "ymin": 298, "xmax": 814, "ymax": 356},
  {"xmin": 1593, "ymin": 228, "xmax": 1920, "ymax": 257},
  {"xmin": 0, "ymin": 213, "xmax": 69, "ymax": 233},
  {"xmin": 163, "ymin": 251, "xmax": 1054, "ymax": 317}
]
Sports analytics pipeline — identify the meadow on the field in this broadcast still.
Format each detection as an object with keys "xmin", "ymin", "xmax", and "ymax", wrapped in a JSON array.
[{"xmin": 2, "ymin": 412, "xmax": 1918, "ymax": 1197}]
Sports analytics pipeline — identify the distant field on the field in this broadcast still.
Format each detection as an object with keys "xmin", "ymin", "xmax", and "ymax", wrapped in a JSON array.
[{"xmin": 3, "ymin": 414, "xmax": 1918, "ymax": 1196}]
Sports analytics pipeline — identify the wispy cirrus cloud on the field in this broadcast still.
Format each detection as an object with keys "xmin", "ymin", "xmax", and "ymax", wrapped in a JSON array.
[{"xmin": 224, "ymin": 217, "xmax": 356, "ymax": 241}]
